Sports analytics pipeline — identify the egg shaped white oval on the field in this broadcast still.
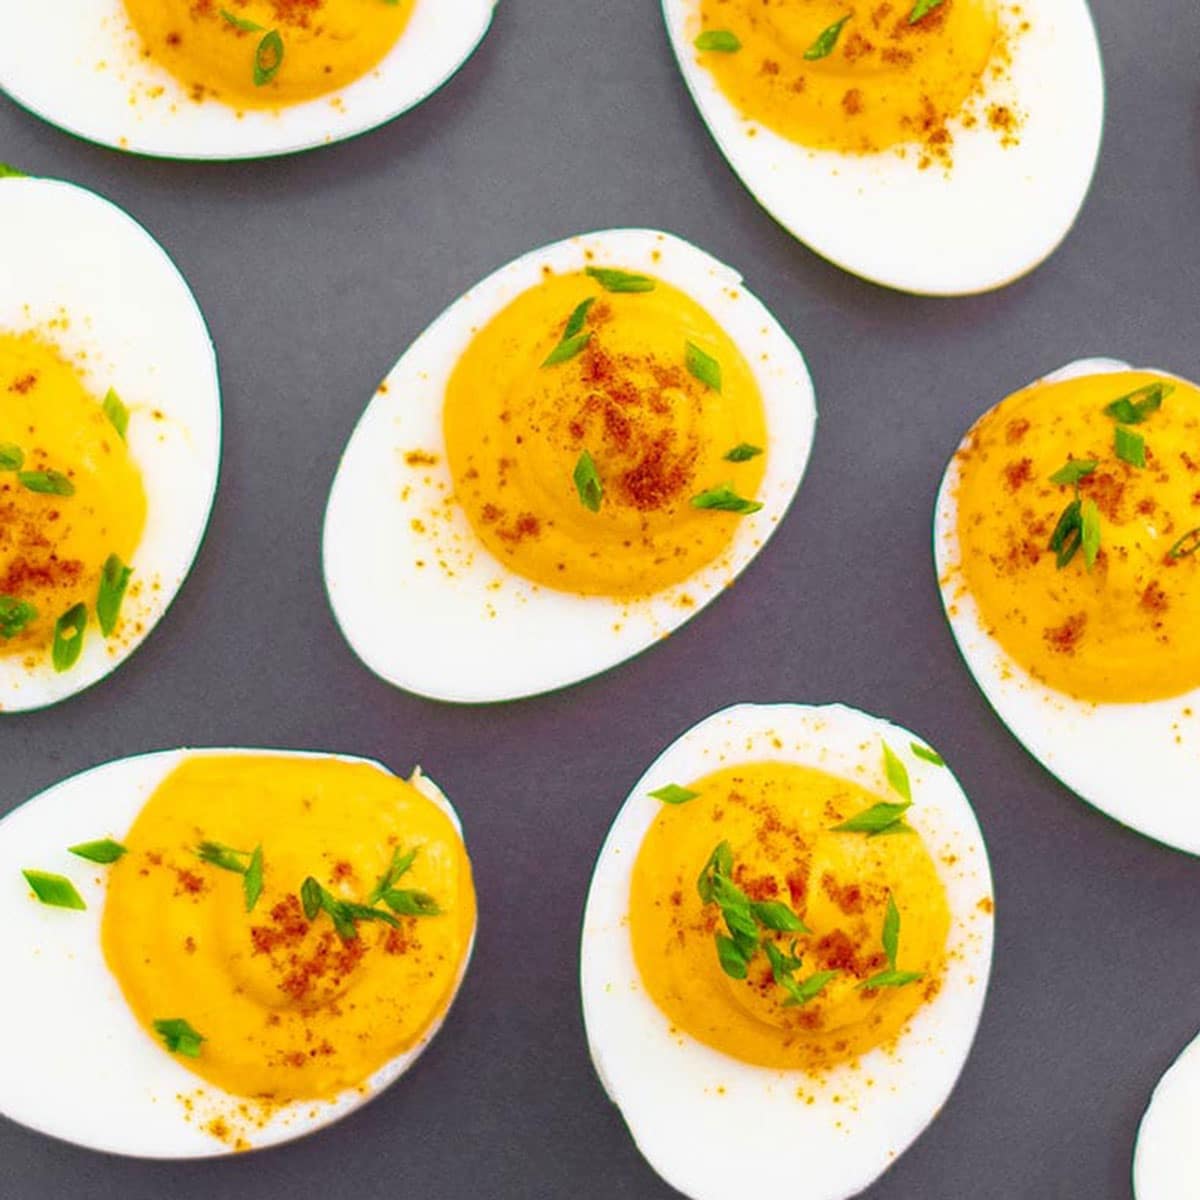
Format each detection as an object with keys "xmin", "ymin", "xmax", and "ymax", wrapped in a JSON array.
[
  {"xmin": 0, "ymin": 748, "xmax": 476, "ymax": 1158},
  {"xmin": 662, "ymin": 0, "xmax": 1104, "ymax": 295},
  {"xmin": 580, "ymin": 702, "xmax": 995, "ymax": 1200},
  {"xmin": 323, "ymin": 229, "xmax": 817, "ymax": 703},
  {"xmin": 1134, "ymin": 1030, "xmax": 1200, "ymax": 1200},
  {"xmin": 0, "ymin": 173, "xmax": 220, "ymax": 713},
  {"xmin": 934, "ymin": 358, "xmax": 1200, "ymax": 856},
  {"xmin": 0, "ymin": 1, "xmax": 494, "ymax": 160}
]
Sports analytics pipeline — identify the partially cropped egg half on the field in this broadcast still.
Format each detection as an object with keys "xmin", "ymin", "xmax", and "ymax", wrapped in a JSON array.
[
  {"xmin": 581, "ymin": 702, "xmax": 994, "ymax": 1200},
  {"xmin": 0, "ymin": 172, "xmax": 219, "ymax": 713},
  {"xmin": 662, "ymin": 0, "xmax": 1104, "ymax": 294},
  {"xmin": 323, "ymin": 229, "xmax": 816, "ymax": 703},
  {"xmin": 935, "ymin": 359, "xmax": 1200, "ymax": 855},
  {"xmin": 0, "ymin": 0, "xmax": 494, "ymax": 159},
  {"xmin": 0, "ymin": 748, "xmax": 477, "ymax": 1157},
  {"xmin": 1134, "ymin": 1029, "xmax": 1200, "ymax": 1200}
]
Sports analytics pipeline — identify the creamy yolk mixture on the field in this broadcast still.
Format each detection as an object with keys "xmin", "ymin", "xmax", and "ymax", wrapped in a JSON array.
[
  {"xmin": 952, "ymin": 371, "xmax": 1200, "ymax": 704},
  {"xmin": 102, "ymin": 756, "xmax": 476, "ymax": 1103},
  {"xmin": 630, "ymin": 762, "xmax": 948, "ymax": 1071},
  {"xmin": 0, "ymin": 332, "xmax": 146, "ymax": 659},
  {"xmin": 123, "ymin": 0, "xmax": 416, "ymax": 110},
  {"xmin": 694, "ymin": 0, "xmax": 1001, "ymax": 162},
  {"xmin": 443, "ymin": 270, "xmax": 768, "ymax": 597}
]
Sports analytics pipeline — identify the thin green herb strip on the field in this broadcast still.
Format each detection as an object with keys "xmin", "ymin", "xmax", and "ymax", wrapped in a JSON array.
[
  {"xmin": 1049, "ymin": 459, "xmax": 1096, "ymax": 487},
  {"xmin": 1167, "ymin": 528, "xmax": 1200, "ymax": 559},
  {"xmin": 685, "ymin": 340, "xmax": 722, "ymax": 392},
  {"xmin": 648, "ymin": 783, "xmax": 700, "ymax": 805},
  {"xmin": 0, "ymin": 596, "xmax": 37, "ymax": 639},
  {"xmin": 693, "ymin": 30, "xmax": 742, "ymax": 52},
  {"xmin": 909, "ymin": 742, "xmax": 945, "ymax": 767},
  {"xmin": 19, "ymin": 469, "xmax": 74, "ymax": 496},
  {"xmin": 22, "ymin": 869, "xmax": 86, "ymax": 910},
  {"xmin": 882, "ymin": 741, "xmax": 912, "ymax": 802},
  {"xmin": 221, "ymin": 7, "xmax": 264, "ymax": 30},
  {"xmin": 691, "ymin": 485, "xmax": 761, "ymax": 514},
  {"xmin": 585, "ymin": 266, "xmax": 656, "ymax": 293},
  {"xmin": 832, "ymin": 800, "xmax": 912, "ymax": 836},
  {"xmin": 1114, "ymin": 425, "xmax": 1145, "ymax": 468},
  {"xmin": 52, "ymin": 604, "xmax": 87, "ymax": 673},
  {"xmin": 96, "ymin": 554, "xmax": 132, "ymax": 638},
  {"xmin": 368, "ymin": 846, "xmax": 417, "ymax": 904},
  {"xmin": 1081, "ymin": 498, "xmax": 1101, "ymax": 570},
  {"xmin": 573, "ymin": 449, "xmax": 603, "ymax": 513},
  {"xmin": 724, "ymin": 443, "xmax": 763, "ymax": 462},
  {"xmin": 69, "ymin": 839, "xmax": 127, "ymax": 864},
  {"xmin": 0, "ymin": 443, "xmax": 23, "ymax": 471},
  {"xmin": 254, "ymin": 29, "xmax": 284, "ymax": 86},
  {"xmin": 1102, "ymin": 381, "xmax": 1173, "ymax": 425},
  {"xmin": 804, "ymin": 14, "xmax": 850, "ymax": 59},
  {"xmin": 0, "ymin": 162, "xmax": 27, "ymax": 179},
  {"xmin": 102, "ymin": 389, "xmax": 129, "ymax": 440},
  {"xmin": 154, "ymin": 1018, "xmax": 205, "ymax": 1058},
  {"xmin": 243, "ymin": 845, "xmax": 264, "ymax": 913},
  {"xmin": 908, "ymin": 0, "xmax": 946, "ymax": 21}
]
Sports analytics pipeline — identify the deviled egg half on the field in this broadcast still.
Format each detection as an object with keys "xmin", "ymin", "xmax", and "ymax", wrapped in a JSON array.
[
  {"xmin": 935, "ymin": 359, "xmax": 1200, "ymax": 855},
  {"xmin": 0, "ymin": 171, "xmax": 220, "ymax": 712},
  {"xmin": 0, "ymin": 0, "xmax": 494, "ymax": 159},
  {"xmin": 663, "ymin": 0, "xmax": 1104, "ymax": 294},
  {"xmin": 581, "ymin": 702, "xmax": 994, "ymax": 1200},
  {"xmin": 1134, "ymin": 1029, "xmax": 1200, "ymax": 1200},
  {"xmin": 0, "ymin": 749, "xmax": 476, "ymax": 1157},
  {"xmin": 323, "ymin": 229, "xmax": 816, "ymax": 703}
]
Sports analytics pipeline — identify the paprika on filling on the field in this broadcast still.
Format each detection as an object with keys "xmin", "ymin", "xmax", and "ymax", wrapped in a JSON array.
[
  {"xmin": 101, "ymin": 756, "xmax": 477, "ymax": 1105},
  {"xmin": 694, "ymin": 0, "xmax": 1008, "ymax": 168},
  {"xmin": 0, "ymin": 332, "xmax": 146, "ymax": 660},
  {"xmin": 121, "ymin": 0, "xmax": 416, "ymax": 110},
  {"xmin": 629, "ymin": 762, "xmax": 949, "ymax": 1073},
  {"xmin": 951, "ymin": 371, "xmax": 1200, "ymax": 703},
  {"xmin": 443, "ymin": 271, "xmax": 768, "ymax": 597}
]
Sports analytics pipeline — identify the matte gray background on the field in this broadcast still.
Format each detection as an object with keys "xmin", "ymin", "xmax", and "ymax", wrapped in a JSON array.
[{"xmin": 2, "ymin": 0, "xmax": 1198, "ymax": 1196}]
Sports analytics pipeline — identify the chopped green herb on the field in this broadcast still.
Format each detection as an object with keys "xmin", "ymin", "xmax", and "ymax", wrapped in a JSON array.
[
  {"xmin": 253, "ymin": 29, "xmax": 284, "ymax": 86},
  {"xmin": 69, "ymin": 839, "xmax": 127, "ymax": 864},
  {"xmin": 1049, "ymin": 459, "xmax": 1096, "ymax": 487},
  {"xmin": 882, "ymin": 741, "xmax": 912, "ymax": 802},
  {"xmin": 715, "ymin": 933, "xmax": 750, "ymax": 979},
  {"xmin": 543, "ymin": 298, "xmax": 595, "ymax": 366},
  {"xmin": 804, "ymin": 14, "xmax": 850, "ymax": 59},
  {"xmin": 0, "ymin": 596, "xmax": 37, "ymax": 640},
  {"xmin": 585, "ymin": 266, "xmax": 656, "ymax": 293},
  {"xmin": 0, "ymin": 163, "xmax": 27, "ymax": 179},
  {"xmin": 562, "ymin": 296, "xmax": 595, "ymax": 340},
  {"xmin": 573, "ymin": 449, "xmax": 603, "ymax": 513},
  {"xmin": 908, "ymin": 0, "xmax": 946, "ymax": 21},
  {"xmin": 909, "ymin": 741, "xmax": 945, "ymax": 767},
  {"xmin": 832, "ymin": 800, "xmax": 912, "ymax": 836},
  {"xmin": 367, "ymin": 846, "xmax": 417, "ymax": 904},
  {"xmin": 685, "ymin": 340, "xmax": 722, "ymax": 392},
  {"xmin": 19, "ymin": 469, "xmax": 74, "ymax": 496},
  {"xmin": 1048, "ymin": 497, "xmax": 1083, "ymax": 568},
  {"xmin": 693, "ymin": 30, "xmax": 742, "ymax": 53},
  {"xmin": 22, "ymin": 869, "xmax": 86, "ymax": 910},
  {"xmin": 751, "ymin": 900, "xmax": 809, "ymax": 934},
  {"xmin": 1103, "ymin": 381, "xmax": 1173, "ymax": 425},
  {"xmin": 243, "ymin": 845, "xmax": 264, "ymax": 913},
  {"xmin": 382, "ymin": 889, "xmax": 441, "ymax": 917},
  {"xmin": 96, "ymin": 553, "xmax": 132, "ymax": 638},
  {"xmin": 1167, "ymin": 528, "xmax": 1200, "ymax": 560},
  {"xmin": 648, "ymin": 783, "xmax": 700, "ymax": 805},
  {"xmin": 857, "ymin": 893, "xmax": 922, "ymax": 990},
  {"xmin": 52, "ymin": 604, "xmax": 87, "ymax": 673},
  {"xmin": 763, "ymin": 938, "xmax": 805, "ymax": 983},
  {"xmin": 697, "ymin": 841, "xmax": 734, "ymax": 904},
  {"xmin": 691, "ymin": 485, "xmax": 762, "ymax": 514},
  {"xmin": 196, "ymin": 841, "xmax": 252, "ymax": 874},
  {"xmin": 221, "ymin": 7, "xmax": 265, "ymax": 30},
  {"xmin": 0, "ymin": 443, "xmax": 23, "ymax": 471},
  {"xmin": 859, "ymin": 968, "xmax": 925, "ymax": 990},
  {"xmin": 1081, "ymin": 498, "xmax": 1101, "ymax": 570},
  {"xmin": 102, "ymin": 388, "xmax": 129, "ymax": 440},
  {"xmin": 780, "ymin": 969, "xmax": 839, "ymax": 1008},
  {"xmin": 724, "ymin": 443, "xmax": 763, "ymax": 463},
  {"xmin": 300, "ymin": 875, "xmax": 323, "ymax": 921},
  {"xmin": 338, "ymin": 900, "xmax": 401, "ymax": 928},
  {"xmin": 1114, "ymin": 425, "xmax": 1145, "ymax": 468},
  {"xmin": 153, "ymin": 1018, "xmax": 205, "ymax": 1058}
]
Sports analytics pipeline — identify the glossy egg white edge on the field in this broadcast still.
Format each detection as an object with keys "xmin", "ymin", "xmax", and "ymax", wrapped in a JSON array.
[
  {"xmin": 0, "ymin": 176, "xmax": 220, "ymax": 714},
  {"xmin": 0, "ymin": 748, "xmax": 475, "ymax": 1159},
  {"xmin": 1133, "ymin": 1030, "xmax": 1200, "ymax": 1200},
  {"xmin": 933, "ymin": 357, "xmax": 1200, "ymax": 856},
  {"xmin": 662, "ymin": 0, "xmax": 1104, "ymax": 295},
  {"xmin": 0, "ymin": 0, "xmax": 495, "ymax": 160},
  {"xmin": 580, "ymin": 702, "xmax": 995, "ymax": 1200},
  {"xmin": 323, "ymin": 228, "xmax": 818, "ymax": 704}
]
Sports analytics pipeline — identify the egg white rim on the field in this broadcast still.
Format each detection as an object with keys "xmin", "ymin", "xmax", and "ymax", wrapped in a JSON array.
[
  {"xmin": 580, "ymin": 702, "xmax": 995, "ymax": 1200},
  {"xmin": 322, "ymin": 227, "xmax": 818, "ymax": 704},
  {"xmin": 0, "ymin": 174, "xmax": 221, "ymax": 714},
  {"xmin": 660, "ymin": 0, "xmax": 1105, "ymax": 295},
  {"xmin": 1133, "ymin": 1028, "xmax": 1200, "ymax": 1200},
  {"xmin": 933, "ymin": 357, "xmax": 1200, "ymax": 857},
  {"xmin": 0, "ymin": 747, "xmax": 475, "ymax": 1159},
  {"xmin": 0, "ymin": 0, "xmax": 495, "ymax": 161}
]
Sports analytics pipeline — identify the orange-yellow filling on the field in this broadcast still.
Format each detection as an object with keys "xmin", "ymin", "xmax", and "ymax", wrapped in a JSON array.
[
  {"xmin": 102, "ymin": 756, "xmax": 476, "ymax": 1105},
  {"xmin": 122, "ymin": 0, "xmax": 415, "ymax": 110},
  {"xmin": 443, "ymin": 269, "xmax": 768, "ymax": 597},
  {"xmin": 630, "ymin": 761, "xmax": 948, "ymax": 1072},
  {"xmin": 952, "ymin": 371, "xmax": 1200, "ymax": 703},
  {"xmin": 0, "ymin": 332, "xmax": 146, "ymax": 661},
  {"xmin": 694, "ymin": 0, "xmax": 1009, "ymax": 165}
]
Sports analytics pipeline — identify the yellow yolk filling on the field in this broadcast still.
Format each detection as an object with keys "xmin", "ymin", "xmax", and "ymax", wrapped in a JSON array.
[
  {"xmin": 0, "ymin": 332, "xmax": 146, "ymax": 659},
  {"xmin": 630, "ymin": 762, "xmax": 948, "ymax": 1072},
  {"xmin": 122, "ymin": 0, "xmax": 416, "ymax": 110},
  {"xmin": 694, "ymin": 0, "xmax": 1000, "ymax": 160},
  {"xmin": 102, "ymin": 756, "xmax": 476, "ymax": 1103},
  {"xmin": 443, "ymin": 271, "xmax": 768, "ymax": 597},
  {"xmin": 952, "ymin": 371, "xmax": 1200, "ymax": 704}
]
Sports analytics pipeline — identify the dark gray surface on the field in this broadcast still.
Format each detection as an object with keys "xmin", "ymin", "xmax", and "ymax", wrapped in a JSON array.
[{"xmin": 2, "ymin": 1, "xmax": 1199, "ymax": 1196}]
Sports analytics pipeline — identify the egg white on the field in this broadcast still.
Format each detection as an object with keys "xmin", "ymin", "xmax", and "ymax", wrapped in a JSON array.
[
  {"xmin": 934, "ymin": 358, "xmax": 1200, "ymax": 856},
  {"xmin": 322, "ymin": 229, "xmax": 817, "ymax": 704},
  {"xmin": 0, "ymin": 749, "xmax": 474, "ymax": 1158},
  {"xmin": 1134, "ymin": 1029, "xmax": 1200, "ymax": 1200},
  {"xmin": 0, "ymin": 175, "xmax": 220, "ymax": 714},
  {"xmin": 580, "ymin": 702, "xmax": 995, "ymax": 1200},
  {"xmin": 0, "ymin": 0, "xmax": 494, "ymax": 160},
  {"xmin": 662, "ymin": 0, "xmax": 1104, "ymax": 295}
]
